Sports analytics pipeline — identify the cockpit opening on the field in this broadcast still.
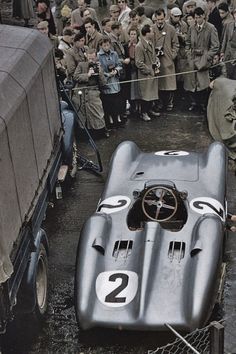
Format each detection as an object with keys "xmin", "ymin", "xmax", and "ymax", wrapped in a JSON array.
[{"xmin": 127, "ymin": 185, "xmax": 188, "ymax": 231}]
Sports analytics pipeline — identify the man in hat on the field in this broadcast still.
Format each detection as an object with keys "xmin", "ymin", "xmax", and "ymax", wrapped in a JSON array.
[
  {"xmin": 183, "ymin": 0, "xmax": 196, "ymax": 18},
  {"xmin": 109, "ymin": 4, "xmax": 121, "ymax": 22},
  {"xmin": 167, "ymin": 7, "xmax": 188, "ymax": 94},
  {"xmin": 37, "ymin": 20, "xmax": 49, "ymax": 35}
]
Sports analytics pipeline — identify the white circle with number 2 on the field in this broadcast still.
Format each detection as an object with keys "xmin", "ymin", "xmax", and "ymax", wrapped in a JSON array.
[{"xmin": 96, "ymin": 271, "xmax": 138, "ymax": 307}]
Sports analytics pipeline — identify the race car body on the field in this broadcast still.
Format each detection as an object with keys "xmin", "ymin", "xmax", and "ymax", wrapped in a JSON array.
[{"xmin": 75, "ymin": 141, "xmax": 227, "ymax": 332}]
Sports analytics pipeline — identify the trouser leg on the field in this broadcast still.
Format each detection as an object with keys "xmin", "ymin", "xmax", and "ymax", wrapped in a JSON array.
[{"xmin": 141, "ymin": 100, "xmax": 151, "ymax": 114}]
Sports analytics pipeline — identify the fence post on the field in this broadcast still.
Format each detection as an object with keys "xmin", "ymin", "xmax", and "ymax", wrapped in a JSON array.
[{"xmin": 210, "ymin": 321, "xmax": 224, "ymax": 354}]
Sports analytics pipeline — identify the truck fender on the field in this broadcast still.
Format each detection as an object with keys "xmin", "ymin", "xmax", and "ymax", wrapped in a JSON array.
[
  {"xmin": 61, "ymin": 105, "xmax": 76, "ymax": 166},
  {"xmin": 16, "ymin": 229, "xmax": 49, "ymax": 314}
]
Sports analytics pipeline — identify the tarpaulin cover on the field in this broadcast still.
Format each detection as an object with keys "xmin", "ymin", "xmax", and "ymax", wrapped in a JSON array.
[
  {"xmin": 207, "ymin": 77, "xmax": 236, "ymax": 159},
  {"xmin": 0, "ymin": 25, "xmax": 61, "ymax": 283}
]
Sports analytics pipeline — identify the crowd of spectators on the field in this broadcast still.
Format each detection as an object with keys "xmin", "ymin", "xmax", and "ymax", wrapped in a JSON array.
[{"xmin": 7, "ymin": 0, "xmax": 236, "ymax": 136}]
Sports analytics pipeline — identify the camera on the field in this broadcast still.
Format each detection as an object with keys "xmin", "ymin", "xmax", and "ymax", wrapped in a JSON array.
[
  {"xmin": 88, "ymin": 62, "xmax": 99, "ymax": 75},
  {"xmin": 152, "ymin": 60, "xmax": 160, "ymax": 76},
  {"xmin": 155, "ymin": 46, "xmax": 164, "ymax": 57},
  {"xmin": 108, "ymin": 64, "xmax": 115, "ymax": 72}
]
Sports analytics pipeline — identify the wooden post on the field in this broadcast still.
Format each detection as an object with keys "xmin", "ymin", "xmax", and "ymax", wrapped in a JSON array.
[{"xmin": 210, "ymin": 321, "xmax": 224, "ymax": 354}]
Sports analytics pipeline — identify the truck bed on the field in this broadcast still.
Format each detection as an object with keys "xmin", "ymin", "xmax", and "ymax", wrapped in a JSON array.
[{"xmin": 0, "ymin": 25, "xmax": 61, "ymax": 283}]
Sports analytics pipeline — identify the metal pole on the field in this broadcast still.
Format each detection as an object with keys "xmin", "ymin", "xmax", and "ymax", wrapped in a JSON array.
[
  {"xmin": 210, "ymin": 321, "xmax": 224, "ymax": 354},
  {"xmin": 165, "ymin": 323, "xmax": 201, "ymax": 354}
]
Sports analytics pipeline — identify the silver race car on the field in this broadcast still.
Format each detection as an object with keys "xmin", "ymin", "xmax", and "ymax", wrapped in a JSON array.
[{"xmin": 75, "ymin": 141, "xmax": 227, "ymax": 332}]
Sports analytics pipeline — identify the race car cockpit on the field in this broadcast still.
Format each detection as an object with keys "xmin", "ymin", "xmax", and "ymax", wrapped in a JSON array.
[{"xmin": 127, "ymin": 182, "xmax": 188, "ymax": 231}]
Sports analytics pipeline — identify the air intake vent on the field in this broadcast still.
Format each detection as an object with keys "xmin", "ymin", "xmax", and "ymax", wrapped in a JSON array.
[
  {"xmin": 168, "ymin": 241, "xmax": 185, "ymax": 262},
  {"xmin": 113, "ymin": 240, "xmax": 133, "ymax": 259}
]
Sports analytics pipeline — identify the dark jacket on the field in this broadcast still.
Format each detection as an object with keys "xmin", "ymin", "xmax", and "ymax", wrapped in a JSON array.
[{"xmin": 208, "ymin": 7, "xmax": 223, "ymax": 40}]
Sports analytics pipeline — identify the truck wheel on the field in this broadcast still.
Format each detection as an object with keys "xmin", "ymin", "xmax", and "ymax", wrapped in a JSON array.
[{"xmin": 34, "ymin": 243, "xmax": 48, "ymax": 320}]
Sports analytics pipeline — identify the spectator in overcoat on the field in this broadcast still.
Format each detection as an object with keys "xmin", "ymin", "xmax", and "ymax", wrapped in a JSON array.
[
  {"xmin": 84, "ymin": 18, "xmax": 103, "ymax": 51},
  {"xmin": 136, "ymin": 6, "xmax": 153, "ymax": 29},
  {"xmin": 152, "ymin": 8, "xmax": 179, "ymax": 111},
  {"xmin": 65, "ymin": 32, "xmax": 88, "ymax": 78},
  {"xmin": 206, "ymin": 0, "xmax": 222, "ymax": 40},
  {"xmin": 58, "ymin": 27, "xmax": 74, "ymax": 55},
  {"xmin": 13, "ymin": 0, "xmax": 34, "ymax": 26},
  {"xmin": 73, "ymin": 48, "xmax": 108, "ymax": 136},
  {"xmin": 221, "ymin": 9, "xmax": 236, "ymax": 79},
  {"xmin": 124, "ymin": 27, "xmax": 141, "ymax": 114},
  {"xmin": 218, "ymin": 3, "xmax": 234, "ymax": 41},
  {"xmin": 167, "ymin": 7, "xmax": 188, "ymax": 87},
  {"xmin": 135, "ymin": 24, "xmax": 160, "ymax": 121},
  {"xmin": 36, "ymin": 0, "xmax": 56, "ymax": 35},
  {"xmin": 54, "ymin": 0, "xmax": 77, "ymax": 35},
  {"xmin": 110, "ymin": 22, "xmax": 130, "ymax": 116},
  {"xmin": 184, "ymin": 7, "xmax": 219, "ymax": 111},
  {"xmin": 71, "ymin": 0, "xmax": 98, "ymax": 29},
  {"xmin": 97, "ymin": 36, "xmax": 124, "ymax": 128},
  {"xmin": 118, "ymin": 0, "xmax": 131, "ymax": 29},
  {"xmin": 135, "ymin": 0, "xmax": 155, "ymax": 19}
]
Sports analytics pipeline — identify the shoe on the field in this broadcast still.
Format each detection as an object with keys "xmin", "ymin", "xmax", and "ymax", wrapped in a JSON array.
[
  {"xmin": 141, "ymin": 113, "xmax": 151, "ymax": 121},
  {"xmin": 166, "ymin": 105, "xmax": 173, "ymax": 112},
  {"xmin": 126, "ymin": 100, "xmax": 131, "ymax": 110},
  {"xmin": 149, "ymin": 109, "xmax": 161, "ymax": 117}
]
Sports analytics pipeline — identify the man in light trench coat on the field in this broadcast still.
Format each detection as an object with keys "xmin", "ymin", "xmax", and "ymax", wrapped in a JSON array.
[
  {"xmin": 184, "ymin": 7, "xmax": 219, "ymax": 112},
  {"xmin": 152, "ymin": 8, "xmax": 179, "ymax": 112},
  {"xmin": 135, "ymin": 24, "xmax": 160, "ymax": 121}
]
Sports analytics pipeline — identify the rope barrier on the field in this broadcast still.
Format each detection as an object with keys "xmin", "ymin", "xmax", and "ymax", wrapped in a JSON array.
[{"xmin": 68, "ymin": 58, "xmax": 236, "ymax": 93}]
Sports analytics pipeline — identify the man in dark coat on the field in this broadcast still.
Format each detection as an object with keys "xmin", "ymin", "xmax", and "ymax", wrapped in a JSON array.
[
  {"xmin": 221, "ymin": 9, "xmax": 236, "ymax": 79},
  {"xmin": 206, "ymin": 0, "xmax": 222, "ymax": 40},
  {"xmin": 184, "ymin": 7, "xmax": 219, "ymax": 111}
]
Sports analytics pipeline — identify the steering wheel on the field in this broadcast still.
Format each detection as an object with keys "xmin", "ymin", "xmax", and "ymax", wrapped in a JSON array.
[{"xmin": 141, "ymin": 186, "xmax": 178, "ymax": 222}]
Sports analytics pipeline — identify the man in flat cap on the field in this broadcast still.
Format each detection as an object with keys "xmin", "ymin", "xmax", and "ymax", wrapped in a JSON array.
[
  {"xmin": 167, "ymin": 7, "xmax": 188, "ymax": 93},
  {"xmin": 37, "ymin": 20, "xmax": 49, "ymax": 35}
]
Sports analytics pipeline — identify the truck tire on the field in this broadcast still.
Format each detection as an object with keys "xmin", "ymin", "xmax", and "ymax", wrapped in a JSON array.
[
  {"xmin": 33, "ymin": 243, "xmax": 48, "ymax": 320},
  {"xmin": 16, "ymin": 240, "xmax": 49, "ymax": 322}
]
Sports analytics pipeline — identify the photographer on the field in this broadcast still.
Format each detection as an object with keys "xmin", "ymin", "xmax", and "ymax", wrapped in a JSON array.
[
  {"xmin": 97, "ymin": 36, "xmax": 124, "ymax": 129},
  {"xmin": 153, "ymin": 8, "xmax": 179, "ymax": 112},
  {"xmin": 73, "ymin": 48, "xmax": 109, "ymax": 137}
]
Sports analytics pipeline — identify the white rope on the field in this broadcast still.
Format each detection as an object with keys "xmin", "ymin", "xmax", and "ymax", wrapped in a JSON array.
[{"xmin": 69, "ymin": 58, "xmax": 236, "ymax": 92}]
